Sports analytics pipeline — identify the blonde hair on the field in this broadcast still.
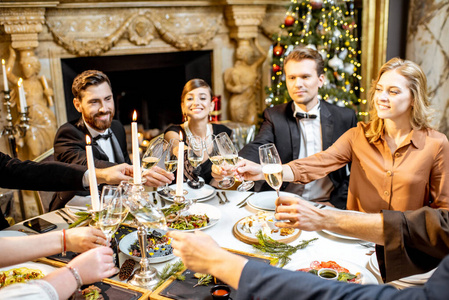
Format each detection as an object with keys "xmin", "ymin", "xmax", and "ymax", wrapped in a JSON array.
[{"xmin": 365, "ymin": 58, "xmax": 433, "ymax": 142}]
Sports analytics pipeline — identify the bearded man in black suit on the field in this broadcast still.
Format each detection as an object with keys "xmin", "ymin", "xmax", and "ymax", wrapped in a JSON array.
[
  {"xmin": 50, "ymin": 70, "xmax": 173, "ymax": 210},
  {"xmin": 238, "ymin": 47, "xmax": 357, "ymax": 209}
]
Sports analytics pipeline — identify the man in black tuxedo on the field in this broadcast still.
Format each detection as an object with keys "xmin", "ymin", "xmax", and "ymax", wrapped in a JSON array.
[
  {"xmin": 239, "ymin": 47, "xmax": 357, "ymax": 209},
  {"xmin": 51, "ymin": 70, "xmax": 173, "ymax": 210},
  {"xmin": 0, "ymin": 152, "xmax": 132, "ymax": 229}
]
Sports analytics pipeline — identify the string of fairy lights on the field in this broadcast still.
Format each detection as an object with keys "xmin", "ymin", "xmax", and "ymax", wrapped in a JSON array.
[{"xmin": 265, "ymin": 0, "xmax": 368, "ymax": 118}]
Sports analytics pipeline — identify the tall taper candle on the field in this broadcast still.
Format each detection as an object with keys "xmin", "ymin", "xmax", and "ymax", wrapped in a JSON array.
[
  {"xmin": 132, "ymin": 110, "xmax": 141, "ymax": 184},
  {"xmin": 86, "ymin": 135, "xmax": 100, "ymax": 211},
  {"xmin": 175, "ymin": 131, "xmax": 184, "ymax": 196},
  {"xmin": 17, "ymin": 78, "xmax": 27, "ymax": 113},
  {"xmin": 2, "ymin": 59, "xmax": 8, "ymax": 91}
]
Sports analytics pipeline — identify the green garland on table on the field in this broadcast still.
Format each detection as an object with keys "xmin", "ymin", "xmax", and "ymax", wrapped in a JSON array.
[
  {"xmin": 193, "ymin": 273, "xmax": 213, "ymax": 288},
  {"xmin": 154, "ymin": 260, "xmax": 185, "ymax": 290},
  {"xmin": 253, "ymin": 230, "xmax": 318, "ymax": 268}
]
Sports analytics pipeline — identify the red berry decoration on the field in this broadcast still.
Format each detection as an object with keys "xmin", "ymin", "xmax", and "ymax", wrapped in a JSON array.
[
  {"xmin": 273, "ymin": 45, "xmax": 284, "ymax": 56},
  {"xmin": 284, "ymin": 15, "xmax": 295, "ymax": 27},
  {"xmin": 272, "ymin": 64, "xmax": 281, "ymax": 73}
]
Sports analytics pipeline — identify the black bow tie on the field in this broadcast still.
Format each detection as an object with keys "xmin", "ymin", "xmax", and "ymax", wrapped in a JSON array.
[
  {"xmin": 296, "ymin": 112, "xmax": 317, "ymax": 119},
  {"xmin": 93, "ymin": 132, "xmax": 112, "ymax": 141}
]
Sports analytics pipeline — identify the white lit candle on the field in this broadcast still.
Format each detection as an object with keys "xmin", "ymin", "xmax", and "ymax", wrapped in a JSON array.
[
  {"xmin": 86, "ymin": 135, "xmax": 100, "ymax": 211},
  {"xmin": 175, "ymin": 131, "xmax": 184, "ymax": 196},
  {"xmin": 17, "ymin": 78, "xmax": 27, "ymax": 113},
  {"xmin": 2, "ymin": 59, "xmax": 8, "ymax": 91},
  {"xmin": 132, "ymin": 110, "xmax": 141, "ymax": 184}
]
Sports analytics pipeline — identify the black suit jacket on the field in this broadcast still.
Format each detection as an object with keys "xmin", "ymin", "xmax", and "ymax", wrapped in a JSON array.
[
  {"xmin": 50, "ymin": 118, "xmax": 131, "ymax": 210},
  {"xmin": 239, "ymin": 100, "xmax": 357, "ymax": 208},
  {"xmin": 0, "ymin": 152, "xmax": 86, "ymax": 229}
]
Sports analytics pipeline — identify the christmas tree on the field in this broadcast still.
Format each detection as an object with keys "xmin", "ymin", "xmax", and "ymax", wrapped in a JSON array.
[{"xmin": 266, "ymin": 0, "xmax": 366, "ymax": 117}]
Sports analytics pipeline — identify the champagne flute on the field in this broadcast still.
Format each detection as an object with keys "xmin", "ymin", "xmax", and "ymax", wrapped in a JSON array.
[
  {"xmin": 141, "ymin": 137, "xmax": 168, "ymax": 172},
  {"xmin": 259, "ymin": 143, "xmax": 283, "ymax": 198},
  {"xmin": 98, "ymin": 192, "xmax": 124, "ymax": 243},
  {"xmin": 161, "ymin": 139, "xmax": 178, "ymax": 195},
  {"xmin": 187, "ymin": 135, "xmax": 205, "ymax": 189},
  {"xmin": 215, "ymin": 132, "xmax": 237, "ymax": 189}
]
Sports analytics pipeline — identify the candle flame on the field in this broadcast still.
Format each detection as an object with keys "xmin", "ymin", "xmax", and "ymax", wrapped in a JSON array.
[
  {"xmin": 132, "ymin": 110, "xmax": 137, "ymax": 121},
  {"xmin": 18, "ymin": 78, "xmax": 22, "ymax": 87},
  {"xmin": 1, "ymin": 59, "xmax": 5, "ymax": 65},
  {"xmin": 179, "ymin": 131, "xmax": 183, "ymax": 140},
  {"xmin": 86, "ymin": 135, "xmax": 91, "ymax": 145}
]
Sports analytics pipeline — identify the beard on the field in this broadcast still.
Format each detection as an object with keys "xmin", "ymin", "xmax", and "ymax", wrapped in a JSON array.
[{"xmin": 83, "ymin": 110, "xmax": 114, "ymax": 131}]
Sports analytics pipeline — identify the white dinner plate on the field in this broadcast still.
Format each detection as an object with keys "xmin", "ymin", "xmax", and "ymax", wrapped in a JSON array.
[
  {"xmin": 369, "ymin": 251, "xmax": 434, "ymax": 285},
  {"xmin": 286, "ymin": 258, "xmax": 378, "ymax": 285},
  {"xmin": 162, "ymin": 183, "xmax": 217, "ymax": 202},
  {"xmin": 321, "ymin": 229, "xmax": 362, "ymax": 241},
  {"xmin": 119, "ymin": 230, "xmax": 175, "ymax": 263},
  {"xmin": 168, "ymin": 203, "xmax": 221, "ymax": 232},
  {"xmin": 247, "ymin": 191, "xmax": 300, "ymax": 211},
  {"xmin": 65, "ymin": 195, "xmax": 91, "ymax": 211},
  {"xmin": 0, "ymin": 230, "xmax": 27, "ymax": 238}
]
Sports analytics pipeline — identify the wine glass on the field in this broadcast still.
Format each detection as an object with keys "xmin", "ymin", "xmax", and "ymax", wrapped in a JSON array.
[
  {"xmin": 214, "ymin": 132, "xmax": 237, "ymax": 189},
  {"xmin": 122, "ymin": 183, "xmax": 166, "ymax": 289},
  {"xmin": 259, "ymin": 143, "xmax": 283, "ymax": 198},
  {"xmin": 160, "ymin": 139, "xmax": 178, "ymax": 196},
  {"xmin": 187, "ymin": 135, "xmax": 205, "ymax": 189},
  {"xmin": 98, "ymin": 191, "xmax": 124, "ymax": 243},
  {"xmin": 141, "ymin": 137, "xmax": 169, "ymax": 173}
]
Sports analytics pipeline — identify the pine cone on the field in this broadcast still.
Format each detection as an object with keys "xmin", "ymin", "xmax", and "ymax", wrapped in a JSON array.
[{"xmin": 119, "ymin": 259, "xmax": 136, "ymax": 281}]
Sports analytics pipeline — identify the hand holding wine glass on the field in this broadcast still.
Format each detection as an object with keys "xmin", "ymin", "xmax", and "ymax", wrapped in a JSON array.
[
  {"xmin": 259, "ymin": 143, "xmax": 283, "ymax": 198},
  {"xmin": 213, "ymin": 133, "xmax": 236, "ymax": 189}
]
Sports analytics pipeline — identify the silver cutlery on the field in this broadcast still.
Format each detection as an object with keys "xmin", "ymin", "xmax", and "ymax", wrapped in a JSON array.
[
  {"xmin": 55, "ymin": 210, "xmax": 74, "ymax": 224},
  {"xmin": 217, "ymin": 192, "xmax": 225, "ymax": 205},
  {"xmin": 358, "ymin": 241, "xmax": 375, "ymax": 248},
  {"xmin": 236, "ymin": 192, "xmax": 254, "ymax": 207},
  {"xmin": 221, "ymin": 191, "xmax": 230, "ymax": 203}
]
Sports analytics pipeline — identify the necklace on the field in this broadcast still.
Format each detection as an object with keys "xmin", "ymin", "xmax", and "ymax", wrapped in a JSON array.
[{"xmin": 183, "ymin": 121, "xmax": 212, "ymax": 145}]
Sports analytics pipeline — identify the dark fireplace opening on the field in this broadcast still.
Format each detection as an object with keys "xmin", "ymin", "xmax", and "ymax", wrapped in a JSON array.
[{"xmin": 61, "ymin": 50, "xmax": 212, "ymax": 131}]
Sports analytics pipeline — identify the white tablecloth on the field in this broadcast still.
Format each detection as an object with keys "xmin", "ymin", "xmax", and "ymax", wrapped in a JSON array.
[{"xmin": 7, "ymin": 190, "xmax": 384, "ymax": 286}]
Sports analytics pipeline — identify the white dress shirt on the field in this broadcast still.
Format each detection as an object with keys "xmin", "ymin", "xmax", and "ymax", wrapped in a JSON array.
[
  {"xmin": 292, "ymin": 102, "xmax": 333, "ymax": 201},
  {"xmin": 84, "ymin": 121, "xmax": 116, "ymax": 163}
]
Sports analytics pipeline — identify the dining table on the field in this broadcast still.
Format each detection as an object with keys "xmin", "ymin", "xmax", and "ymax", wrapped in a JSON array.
[{"xmin": 3, "ymin": 188, "xmax": 385, "ymax": 299}]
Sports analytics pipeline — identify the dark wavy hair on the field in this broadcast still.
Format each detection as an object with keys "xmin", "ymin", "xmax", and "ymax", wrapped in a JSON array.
[{"xmin": 72, "ymin": 70, "xmax": 112, "ymax": 100}]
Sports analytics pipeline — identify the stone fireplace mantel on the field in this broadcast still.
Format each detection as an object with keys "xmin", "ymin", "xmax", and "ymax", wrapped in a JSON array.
[{"xmin": 0, "ymin": 1, "xmax": 286, "ymax": 132}]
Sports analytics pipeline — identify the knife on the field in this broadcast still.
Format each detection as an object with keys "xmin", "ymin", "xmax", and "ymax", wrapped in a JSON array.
[
  {"xmin": 55, "ymin": 210, "xmax": 73, "ymax": 224},
  {"xmin": 217, "ymin": 192, "xmax": 225, "ymax": 205},
  {"xmin": 236, "ymin": 192, "xmax": 254, "ymax": 207}
]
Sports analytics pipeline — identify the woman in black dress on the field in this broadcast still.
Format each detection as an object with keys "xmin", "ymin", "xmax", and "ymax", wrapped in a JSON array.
[{"xmin": 164, "ymin": 79, "xmax": 232, "ymax": 185}]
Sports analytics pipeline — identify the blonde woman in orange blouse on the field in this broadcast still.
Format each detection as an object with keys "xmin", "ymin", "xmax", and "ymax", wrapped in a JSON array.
[{"xmin": 233, "ymin": 58, "xmax": 449, "ymax": 213}]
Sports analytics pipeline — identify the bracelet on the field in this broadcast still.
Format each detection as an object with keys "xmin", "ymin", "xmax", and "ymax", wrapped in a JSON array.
[
  {"xmin": 61, "ymin": 229, "xmax": 67, "ymax": 257},
  {"xmin": 65, "ymin": 266, "xmax": 83, "ymax": 291}
]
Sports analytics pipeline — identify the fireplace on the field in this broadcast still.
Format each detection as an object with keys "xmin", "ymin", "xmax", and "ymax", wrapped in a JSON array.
[{"xmin": 61, "ymin": 50, "xmax": 212, "ymax": 131}]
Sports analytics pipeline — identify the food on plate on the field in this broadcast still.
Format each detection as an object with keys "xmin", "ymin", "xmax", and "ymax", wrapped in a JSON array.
[
  {"xmin": 280, "ymin": 228, "xmax": 295, "ymax": 236},
  {"xmin": 239, "ymin": 212, "xmax": 294, "ymax": 237},
  {"xmin": 119, "ymin": 259, "xmax": 136, "ymax": 281},
  {"xmin": 128, "ymin": 230, "xmax": 173, "ymax": 258},
  {"xmin": 82, "ymin": 285, "xmax": 103, "ymax": 300},
  {"xmin": 166, "ymin": 213, "xmax": 210, "ymax": 230},
  {"xmin": 0, "ymin": 267, "xmax": 44, "ymax": 287},
  {"xmin": 296, "ymin": 261, "xmax": 362, "ymax": 283}
]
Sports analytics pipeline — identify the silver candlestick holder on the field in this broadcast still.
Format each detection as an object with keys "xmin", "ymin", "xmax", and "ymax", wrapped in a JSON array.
[
  {"xmin": 125, "ymin": 182, "xmax": 164, "ymax": 290},
  {"xmin": 1, "ymin": 89, "xmax": 29, "ymax": 219}
]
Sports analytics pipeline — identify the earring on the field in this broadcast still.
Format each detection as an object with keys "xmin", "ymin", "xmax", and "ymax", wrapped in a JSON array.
[
  {"xmin": 209, "ymin": 114, "xmax": 212, "ymax": 122},
  {"xmin": 183, "ymin": 114, "xmax": 188, "ymax": 122}
]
